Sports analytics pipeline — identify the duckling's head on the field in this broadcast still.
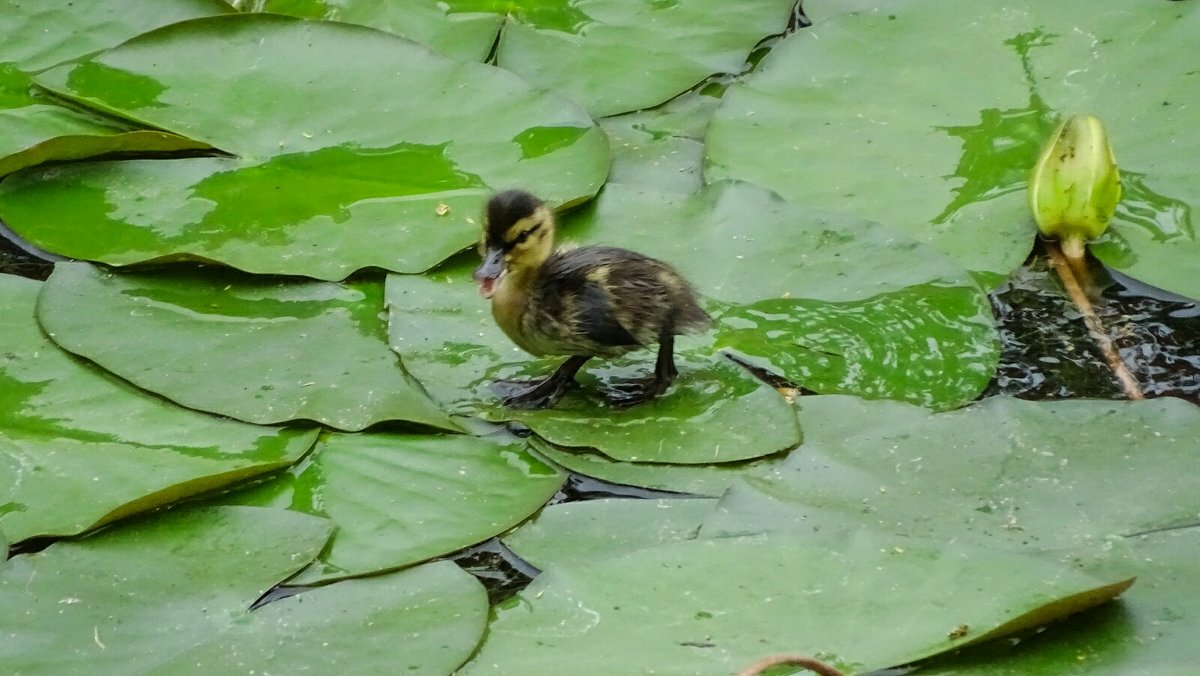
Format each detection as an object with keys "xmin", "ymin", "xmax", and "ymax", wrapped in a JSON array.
[{"xmin": 474, "ymin": 190, "xmax": 556, "ymax": 299}]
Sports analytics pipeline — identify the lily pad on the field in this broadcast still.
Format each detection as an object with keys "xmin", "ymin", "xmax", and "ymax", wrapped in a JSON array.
[
  {"xmin": 923, "ymin": 527, "xmax": 1200, "ymax": 675},
  {"xmin": 385, "ymin": 256, "xmax": 801, "ymax": 465},
  {"xmin": 461, "ymin": 530, "xmax": 1134, "ymax": 675},
  {"xmin": 228, "ymin": 0, "xmax": 503, "ymax": 62},
  {"xmin": 592, "ymin": 87, "xmax": 718, "ymax": 194},
  {"xmin": 224, "ymin": 431, "xmax": 565, "ymax": 583},
  {"xmin": 0, "ymin": 14, "xmax": 608, "ymax": 279},
  {"xmin": 707, "ymin": 0, "xmax": 1200, "ymax": 296},
  {"xmin": 235, "ymin": 0, "xmax": 796, "ymax": 117},
  {"xmin": 0, "ymin": 505, "xmax": 331, "ymax": 674},
  {"xmin": 0, "ymin": 272, "xmax": 319, "ymax": 542},
  {"xmin": 36, "ymin": 262, "xmax": 456, "ymax": 432},
  {"xmin": 0, "ymin": 0, "xmax": 223, "ymax": 178},
  {"xmin": 561, "ymin": 180, "xmax": 1000, "ymax": 410},
  {"xmin": 502, "ymin": 497, "xmax": 714, "ymax": 570},
  {"xmin": 701, "ymin": 395, "xmax": 1200, "ymax": 552},
  {"xmin": 530, "ymin": 434, "xmax": 790, "ymax": 496},
  {"xmin": 152, "ymin": 561, "xmax": 489, "ymax": 675}
]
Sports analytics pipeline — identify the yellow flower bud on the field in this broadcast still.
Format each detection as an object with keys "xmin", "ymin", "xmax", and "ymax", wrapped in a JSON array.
[{"xmin": 1028, "ymin": 114, "xmax": 1121, "ymax": 258}]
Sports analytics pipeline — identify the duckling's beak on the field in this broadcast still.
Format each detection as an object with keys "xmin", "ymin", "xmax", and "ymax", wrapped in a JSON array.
[{"xmin": 473, "ymin": 248, "xmax": 505, "ymax": 299}]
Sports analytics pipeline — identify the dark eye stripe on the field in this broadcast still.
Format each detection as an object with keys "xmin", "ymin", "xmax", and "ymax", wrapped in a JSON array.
[{"xmin": 504, "ymin": 223, "xmax": 542, "ymax": 250}]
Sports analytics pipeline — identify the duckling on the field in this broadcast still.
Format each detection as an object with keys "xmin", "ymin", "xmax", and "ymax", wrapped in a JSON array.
[{"xmin": 473, "ymin": 190, "xmax": 711, "ymax": 409}]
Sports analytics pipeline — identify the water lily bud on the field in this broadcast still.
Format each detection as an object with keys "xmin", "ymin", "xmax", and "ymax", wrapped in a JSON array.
[{"xmin": 1028, "ymin": 114, "xmax": 1121, "ymax": 258}]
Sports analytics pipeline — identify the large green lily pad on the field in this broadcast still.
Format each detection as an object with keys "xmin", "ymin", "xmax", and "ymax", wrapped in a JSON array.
[
  {"xmin": 923, "ymin": 528, "xmax": 1200, "ymax": 675},
  {"xmin": 701, "ymin": 395, "xmax": 1200, "ymax": 552},
  {"xmin": 707, "ymin": 0, "xmax": 1200, "ymax": 296},
  {"xmin": 502, "ymin": 497, "xmax": 714, "ymax": 570},
  {"xmin": 225, "ymin": 431, "xmax": 565, "ymax": 583},
  {"xmin": 0, "ymin": 273, "xmax": 318, "ymax": 542},
  {"xmin": 0, "ymin": 505, "xmax": 331, "ymax": 674},
  {"xmin": 561, "ymin": 180, "xmax": 1000, "ymax": 410},
  {"xmin": 0, "ymin": 0, "xmax": 223, "ymax": 179},
  {"xmin": 0, "ymin": 14, "xmax": 608, "ymax": 279},
  {"xmin": 462, "ymin": 530, "xmax": 1134, "ymax": 675},
  {"xmin": 152, "ymin": 561, "xmax": 489, "ymax": 675},
  {"xmin": 36, "ymin": 262, "xmax": 456, "ymax": 432},
  {"xmin": 235, "ymin": 0, "xmax": 796, "ymax": 117},
  {"xmin": 385, "ymin": 255, "xmax": 801, "ymax": 465}
]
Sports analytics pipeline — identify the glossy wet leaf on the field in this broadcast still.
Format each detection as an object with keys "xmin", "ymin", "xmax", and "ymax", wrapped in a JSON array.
[
  {"xmin": 502, "ymin": 497, "xmax": 714, "ymax": 570},
  {"xmin": 701, "ymin": 395, "xmax": 1200, "ymax": 553},
  {"xmin": 0, "ymin": 0, "xmax": 224, "ymax": 178},
  {"xmin": 0, "ymin": 14, "xmax": 607, "ymax": 279},
  {"xmin": 0, "ymin": 273, "xmax": 318, "ymax": 542},
  {"xmin": 235, "ymin": 0, "xmax": 795, "ymax": 117},
  {"xmin": 561, "ymin": 180, "xmax": 999, "ymax": 410},
  {"xmin": 36, "ymin": 262, "xmax": 455, "ymax": 432},
  {"xmin": 224, "ymin": 432, "xmax": 564, "ymax": 583},
  {"xmin": 923, "ymin": 528, "xmax": 1200, "ymax": 675},
  {"xmin": 151, "ymin": 561, "xmax": 489, "ymax": 675},
  {"xmin": 707, "ymin": 0, "xmax": 1200, "ymax": 295},
  {"xmin": 462, "ymin": 530, "xmax": 1134, "ymax": 675},
  {"xmin": 385, "ymin": 256, "xmax": 800, "ymax": 465},
  {"xmin": 713, "ymin": 284, "xmax": 998, "ymax": 410}
]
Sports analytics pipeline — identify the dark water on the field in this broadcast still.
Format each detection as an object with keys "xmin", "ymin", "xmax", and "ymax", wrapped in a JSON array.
[
  {"xmin": 0, "ymin": 219, "xmax": 57, "ymax": 281},
  {"xmin": 984, "ymin": 245, "xmax": 1199, "ymax": 404}
]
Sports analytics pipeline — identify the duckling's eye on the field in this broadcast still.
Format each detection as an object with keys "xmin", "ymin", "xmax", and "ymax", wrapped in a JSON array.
[{"xmin": 506, "ymin": 223, "xmax": 542, "ymax": 249}]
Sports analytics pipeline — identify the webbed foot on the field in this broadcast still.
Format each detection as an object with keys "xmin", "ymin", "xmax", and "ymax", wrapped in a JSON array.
[
  {"xmin": 605, "ymin": 334, "xmax": 679, "ymax": 407},
  {"xmin": 491, "ymin": 355, "xmax": 591, "ymax": 410},
  {"xmin": 605, "ymin": 375, "xmax": 672, "ymax": 408},
  {"xmin": 493, "ymin": 377, "xmax": 572, "ymax": 409}
]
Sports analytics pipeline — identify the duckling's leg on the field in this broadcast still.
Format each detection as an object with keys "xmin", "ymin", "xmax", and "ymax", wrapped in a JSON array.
[
  {"xmin": 499, "ymin": 355, "xmax": 591, "ymax": 409},
  {"xmin": 607, "ymin": 335, "xmax": 677, "ymax": 407}
]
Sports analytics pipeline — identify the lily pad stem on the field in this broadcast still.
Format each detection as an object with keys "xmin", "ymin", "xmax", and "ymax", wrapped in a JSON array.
[
  {"xmin": 1045, "ymin": 240, "xmax": 1143, "ymax": 400},
  {"xmin": 735, "ymin": 654, "xmax": 844, "ymax": 676}
]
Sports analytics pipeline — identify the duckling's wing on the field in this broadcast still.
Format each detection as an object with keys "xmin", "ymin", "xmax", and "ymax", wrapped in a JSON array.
[
  {"xmin": 533, "ymin": 248, "xmax": 643, "ymax": 353},
  {"xmin": 574, "ymin": 282, "xmax": 640, "ymax": 347}
]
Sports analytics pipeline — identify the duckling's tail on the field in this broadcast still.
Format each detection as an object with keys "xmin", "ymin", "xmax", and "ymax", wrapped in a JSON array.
[{"xmin": 673, "ymin": 297, "xmax": 712, "ymax": 335}]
